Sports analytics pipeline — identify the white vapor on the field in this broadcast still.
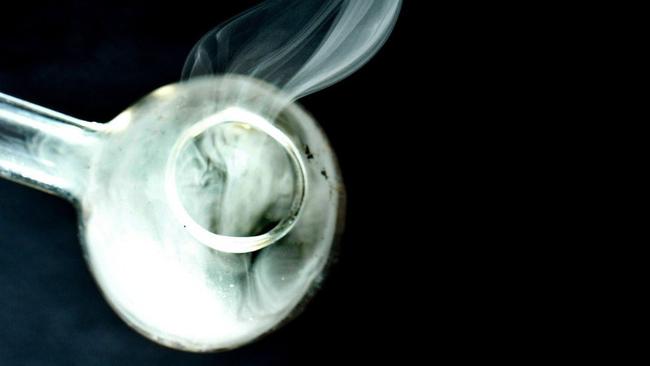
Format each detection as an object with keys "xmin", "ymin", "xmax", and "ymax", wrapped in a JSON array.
[{"xmin": 182, "ymin": 0, "xmax": 402, "ymax": 99}]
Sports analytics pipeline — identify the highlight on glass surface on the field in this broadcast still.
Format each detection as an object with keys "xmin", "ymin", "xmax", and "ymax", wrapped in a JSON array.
[{"xmin": 0, "ymin": 0, "xmax": 401, "ymax": 352}]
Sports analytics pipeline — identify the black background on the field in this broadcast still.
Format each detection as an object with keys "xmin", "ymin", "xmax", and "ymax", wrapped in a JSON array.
[{"xmin": 0, "ymin": 1, "xmax": 421, "ymax": 365}]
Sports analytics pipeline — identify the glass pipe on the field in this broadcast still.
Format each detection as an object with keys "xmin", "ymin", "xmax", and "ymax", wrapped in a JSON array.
[
  {"xmin": 0, "ymin": 75, "xmax": 345, "ymax": 351},
  {"xmin": 1, "ymin": 0, "xmax": 402, "ymax": 353}
]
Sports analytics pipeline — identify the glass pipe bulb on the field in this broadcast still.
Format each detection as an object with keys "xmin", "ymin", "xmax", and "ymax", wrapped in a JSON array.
[{"xmin": 0, "ymin": 75, "xmax": 345, "ymax": 351}]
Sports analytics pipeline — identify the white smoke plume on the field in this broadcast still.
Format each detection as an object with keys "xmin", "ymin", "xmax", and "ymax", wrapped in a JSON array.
[{"xmin": 183, "ymin": 0, "xmax": 402, "ymax": 99}]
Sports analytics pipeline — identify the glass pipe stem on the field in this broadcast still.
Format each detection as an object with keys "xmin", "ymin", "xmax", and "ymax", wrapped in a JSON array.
[{"xmin": 0, "ymin": 92, "xmax": 101, "ymax": 201}]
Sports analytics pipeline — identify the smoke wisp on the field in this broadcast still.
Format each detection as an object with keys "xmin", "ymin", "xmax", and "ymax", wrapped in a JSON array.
[{"xmin": 182, "ymin": 0, "xmax": 402, "ymax": 99}]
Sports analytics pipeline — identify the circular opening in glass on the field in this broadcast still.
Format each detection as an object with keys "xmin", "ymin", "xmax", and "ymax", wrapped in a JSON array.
[{"xmin": 166, "ymin": 107, "xmax": 307, "ymax": 253}]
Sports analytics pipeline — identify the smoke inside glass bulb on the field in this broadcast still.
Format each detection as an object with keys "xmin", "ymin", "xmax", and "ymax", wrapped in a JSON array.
[{"xmin": 175, "ymin": 121, "xmax": 297, "ymax": 237}]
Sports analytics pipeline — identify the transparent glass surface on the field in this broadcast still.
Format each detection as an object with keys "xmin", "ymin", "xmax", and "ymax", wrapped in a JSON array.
[{"xmin": 0, "ymin": 75, "xmax": 345, "ymax": 351}]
